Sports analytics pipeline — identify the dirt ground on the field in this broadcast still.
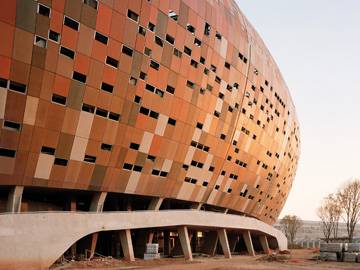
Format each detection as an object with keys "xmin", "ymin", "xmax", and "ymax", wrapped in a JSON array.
[{"xmin": 53, "ymin": 249, "xmax": 360, "ymax": 270}]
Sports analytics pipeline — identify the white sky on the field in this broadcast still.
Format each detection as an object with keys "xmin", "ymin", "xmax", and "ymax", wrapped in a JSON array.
[{"xmin": 236, "ymin": 0, "xmax": 360, "ymax": 220}]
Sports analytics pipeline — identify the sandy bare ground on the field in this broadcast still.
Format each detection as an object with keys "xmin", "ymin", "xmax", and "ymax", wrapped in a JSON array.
[{"xmin": 53, "ymin": 249, "xmax": 360, "ymax": 270}]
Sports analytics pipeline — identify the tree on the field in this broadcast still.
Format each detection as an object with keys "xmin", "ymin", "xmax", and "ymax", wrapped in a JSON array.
[
  {"xmin": 337, "ymin": 179, "xmax": 360, "ymax": 242},
  {"xmin": 280, "ymin": 215, "xmax": 303, "ymax": 247},
  {"xmin": 317, "ymin": 194, "xmax": 341, "ymax": 242}
]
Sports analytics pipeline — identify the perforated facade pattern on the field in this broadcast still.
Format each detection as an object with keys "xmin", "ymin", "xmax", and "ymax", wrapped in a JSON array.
[{"xmin": 0, "ymin": 0, "xmax": 300, "ymax": 224}]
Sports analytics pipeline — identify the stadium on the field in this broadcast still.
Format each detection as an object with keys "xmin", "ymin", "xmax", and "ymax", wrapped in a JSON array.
[{"xmin": 0, "ymin": 0, "xmax": 300, "ymax": 269}]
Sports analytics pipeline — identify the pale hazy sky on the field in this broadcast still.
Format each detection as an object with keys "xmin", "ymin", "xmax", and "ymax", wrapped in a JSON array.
[{"xmin": 236, "ymin": 0, "xmax": 360, "ymax": 220}]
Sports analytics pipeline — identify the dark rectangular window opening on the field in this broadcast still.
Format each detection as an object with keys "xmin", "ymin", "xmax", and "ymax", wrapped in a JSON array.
[
  {"xmin": 155, "ymin": 36, "xmax": 164, "ymax": 47},
  {"xmin": 60, "ymin": 46, "xmax": 75, "ymax": 59},
  {"xmin": 184, "ymin": 46, "xmax": 192, "ymax": 56},
  {"xmin": 190, "ymin": 59, "xmax": 198, "ymax": 68},
  {"xmin": 101, "ymin": 82, "xmax": 114, "ymax": 93},
  {"xmin": 150, "ymin": 60, "xmax": 160, "ymax": 70},
  {"xmin": 0, "ymin": 148, "xmax": 16, "ymax": 158},
  {"xmin": 38, "ymin": 4, "xmax": 50, "ymax": 17},
  {"xmin": 186, "ymin": 80, "xmax": 194, "ymax": 89},
  {"xmin": 186, "ymin": 24, "xmax": 195, "ymax": 34},
  {"xmin": 168, "ymin": 10, "xmax": 178, "ymax": 21},
  {"xmin": 122, "ymin": 46, "xmax": 133, "ymax": 57},
  {"xmin": 84, "ymin": 0, "xmax": 98, "ymax": 9},
  {"xmin": 138, "ymin": 26, "xmax": 146, "ymax": 36},
  {"xmin": 3, "ymin": 120, "xmax": 21, "ymax": 131},
  {"xmin": 215, "ymin": 31, "xmax": 222, "ymax": 40},
  {"xmin": 160, "ymin": 171, "xmax": 168, "ymax": 177},
  {"xmin": 168, "ymin": 118, "xmax": 176, "ymax": 126},
  {"xmin": 173, "ymin": 48, "xmax": 182, "ymax": 58},
  {"xmin": 52, "ymin": 94, "xmax": 66, "ymax": 105},
  {"xmin": 152, "ymin": 169, "xmax": 160, "ymax": 176},
  {"xmin": 123, "ymin": 163, "xmax": 133, "ymax": 170},
  {"xmin": 64, "ymin": 16, "xmax": 79, "ymax": 31},
  {"xmin": 149, "ymin": 110, "xmax": 159, "ymax": 119},
  {"xmin": 82, "ymin": 103, "xmax": 95, "ymax": 113},
  {"xmin": 134, "ymin": 95, "xmax": 141, "ymax": 104},
  {"xmin": 204, "ymin": 22, "xmax": 211, "ymax": 36},
  {"xmin": 101, "ymin": 143, "xmax": 112, "ymax": 151},
  {"xmin": 54, "ymin": 158, "xmax": 68, "ymax": 166},
  {"xmin": 166, "ymin": 85, "xmax": 175, "ymax": 94},
  {"xmin": 145, "ymin": 84, "xmax": 155, "ymax": 93},
  {"xmin": 41, "ymin": 146, "xmax": 55, "ymax": 155},
  {"xmin": 35, "ymin": 36, "xmax": 47, "ymax": 48},
  {"xmin": 106, "ymin": 56, "xmax": 119, "ymax": 68},
  {"xmin": 225, "ymin": 62, "xmax": 230, "ymax": 69},
  {"xmin": 0, "ymin": 78, "xmax": 7, "ymax": 88},
  {"xmin": 147, "ymin": 155, "xmax": 156, "ymax": 161},
  {"xmin": 95, "ymin": 32, "xmax": 108, "ymax": 44},
  {"xmin": 127, "ymin": 9, "xmax": 139, "ymax": 22},
  {"xmin": 9, "ymin": 81, "xmax": 26, "ymax": 93},
  {"xmin": 155, "ymin": 88, "xmax": 164, "ymax": 97},
  {"xmin": 109, "ymin": 112, "xmax": 120, "ymax": 121},
  {"xmin": 133, "ymin": 165, "xmax": 142, "ymax": 172},
  {"xmin": 130, "ymin": 143, "xmax": 140, "ymax": 150},
  {"xmin": 166, "ymin": 34, "xmax": 175, "ymax": 45},
  {"xmin": 196, "ymin": 122, "xmax": 203, "ymax": 129},
  {"xmin": 139, "ymin": 107, "xmax": 149, "ymax": 115},
  {"xmin": 49, "ymin": 30, "xmax": 60, "ymax": 42},
  {"xmin": 194, "ymin": 38, "xmax": 201, "ymax": 47},
  {"xmin": 139, "ymin": 71, "xmax": 147, "ymax": 80},
  {"xmin": 72, "ymin": 71, "xmax": 87, "ymax": 83},
  {"xmin": 95, "ymin": 108, "xmax": 108, "ymax": 118},
  {"xmin": 148, "ymin": 22, "xmax": 156, "ymax": 32},
  {"xmin": 84, "ymin": 155, "xmax": 96, "ymax": 163}
]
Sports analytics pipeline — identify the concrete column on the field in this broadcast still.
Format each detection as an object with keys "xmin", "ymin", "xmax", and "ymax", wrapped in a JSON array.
[
  {"xmin": 119, "ymin": 229, "xmax": 135, "ymax": 261},
  {"xmin": 228, "ymin": 234, "xmax": 239, "ymax": 253},
  {"xmin": 177, "ymin": 226, "xmax": 192, "ymax": 260},
  {"xmin": 191, "ymin": 202, "xmax": 203, "ymax": 210},
  {"xmin": 259, "ymin": 235, "xmax": 271, "ymax": 254},
  {"xmin": 88, "ymin": 192, "xmax": 107, "ymax": 259},
  {"xmin": 6, "ymin": 186, "xmax": 24, "ymax": 213},
  {"xmin": 223, "ymin": 208, "xmax": 229, "ymax": 214},
  {"xmin": 201, "ymin": 231, "xmax": 218, "ymax": 256},
  {"xmin": 163, "ymin": 231, "xmax": 171, "ymax": 256},
  {"xmin": 147, "ymin": 198, "xmax": 163, "ymax": 244},
  {"xmin": 218, "ymin": 229, "xmax": 232, "ymax": 258},
  {"xmin": 243, "ymin": 231, "xmax": 255, "ymax": 256},
  {"xmin": 69, "ymin": 197, "xmax": 77, "ymax": 258},
  {"xmin": 148, "ymin": 197, "xmax": 163, "ymax": 210},
  {"xmin": 89, "ymin": 192, "xmax": 107, "ymax": 212}
]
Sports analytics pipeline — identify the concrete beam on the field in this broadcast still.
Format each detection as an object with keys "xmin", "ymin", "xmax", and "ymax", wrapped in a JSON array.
[
  {"xmin": 243, "ymin": 230, "xmax": 255, "ymax": 256},
  {"xmin": 177, "ymin": 226, "xmax": 192, "ymax": 260},
  {"xmin": 217, "ymin": 229, "xmax": 232, "ymax": 258},
  {"xmin": 259, "ymin": 235, "xmax": 271, "ymax": 254},
  {"xmin": 6, "ymin": 186, "xmax": 24, "ymax": 213},
  {"xmin": 148, "ymin": 197, "xmax": 163, "ymax": 210},
  {"xmin": 119, "ymin": 229, "xmax": 135, "ymax": 261}
]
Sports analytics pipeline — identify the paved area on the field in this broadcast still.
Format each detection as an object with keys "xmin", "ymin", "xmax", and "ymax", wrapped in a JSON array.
[{"xmin": 53, "ymin": 249, "xmax": 360, "ymax": 270}]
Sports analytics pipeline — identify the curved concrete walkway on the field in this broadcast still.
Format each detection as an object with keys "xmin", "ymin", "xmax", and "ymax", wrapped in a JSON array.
[{"xmin": 0, "ymin": 210, "xmax": 286, "ymax": 270}]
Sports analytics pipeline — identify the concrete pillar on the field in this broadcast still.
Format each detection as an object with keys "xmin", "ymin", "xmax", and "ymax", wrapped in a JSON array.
[
  {"xmin": 223, "ymin": 209, "xmax": 229, "ymax": 214},
  {"xmin": 119, "ymin": 229, "xmax": 135, "ymax": 261},
  {"xmin": 88, "ymin": 192, "xmax": 107, "ymax": 259},
  {"xmin": 178, "ymin": 226, "xmax": 192, "ymax": 260},
  {"xmin": 243, "ymin": 231, "xmax": 255, "ymax": 256},
  {"xmin": 217, "ymin": 229, "xmax": 232, "ymax": 258},
  {"xmin": 89, "ymin": 192, "xmax": 107, "ymax": 212},
  {"xmin": 147, "ymin": 198, "xmax": 163, "ymax": 244},
  {"xmin": 69, "ymin": 196, "xmax": 77, "ymax": 258},
  {"xmin": 191, "ymin": 202, "xmax": 203, "ymax": 210},
  {"xmin": 259, "ymin": 235, "xmax": 271, "ymax": 254},
  {"xmin": 201, "ymin": 231, "xmax": 218, "ymax": 256},
  {"xmin": 163, "ymin": 231, "xmax": 171, "ymax": 256},
  {"xmin": 228, "ymin": 234, "xmax": 239, "ymax": 253},
  {"xmin": 6, "ymin": 186, "xmax": 24, "ymax": 213},
  {"xmin": 148, "ymin": 197, "xmax": 163, "ymax": 210}
]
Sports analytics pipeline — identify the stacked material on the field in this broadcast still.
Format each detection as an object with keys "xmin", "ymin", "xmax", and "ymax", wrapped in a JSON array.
[
  {"xmin": 320, "ymin": 243, "xmax": 342, "ymax": 262},
  {"xmin": 343, "ymin": 252, "xmax": 358, "ymax": 263},
  {"xmin": 144, "ymin": 244, "xmax": 160, "ymax": 260},
  {"xmin": 320, "ymin": 252, "xmax": 338, "ymax": 261}
]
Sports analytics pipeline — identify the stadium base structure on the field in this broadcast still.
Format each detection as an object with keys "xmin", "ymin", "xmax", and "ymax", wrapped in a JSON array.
[{"xmin": 0, "ymin": 208, "xmax": 286, "ymax": 270}]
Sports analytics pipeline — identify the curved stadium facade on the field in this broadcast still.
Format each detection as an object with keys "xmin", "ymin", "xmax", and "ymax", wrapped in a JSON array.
[{"xmin": 0, "ymin": 0, "xmax": 300, "ymax": 269}]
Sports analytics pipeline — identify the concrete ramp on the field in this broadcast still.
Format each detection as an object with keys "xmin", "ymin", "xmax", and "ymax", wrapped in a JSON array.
[{"xmin": 0, "ymin": 210, "xmax": 287, "ymax": 270}]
